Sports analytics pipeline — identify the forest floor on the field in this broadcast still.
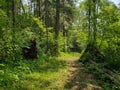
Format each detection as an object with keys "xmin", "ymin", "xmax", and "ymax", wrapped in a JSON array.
[
  {"xmin": 58, "ymin": 53, "xmax": 102, "ymax": 90},
  {"xmin": 1, "ymin": 53, "xmax": 120, "ymax": 89},
  {"xmin": 1, "ymin": 53, "xmax": 104, "ymax": 90}
]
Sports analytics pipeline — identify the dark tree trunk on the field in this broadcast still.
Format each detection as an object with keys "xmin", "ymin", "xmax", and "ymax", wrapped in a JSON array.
[
  {"xmin": 12, "ymin": 0, "xmax": 16, "ymax": 60},
  {"xmin": 45, "ymin": 0, "xmax": 49, "ymax": 54},
  {"xmin": 54, "ymin": 0, "xmax": 60, "ymax": 55},
  {"xmin": 93, "ymin": 2, "xmax": 97, "ymax": 43},
  {"xmin": 6, "ymin": 0, "xmax": 10, "ymax": 17},
  {"xmin": 20, "ymin": 0, "xmax": 25, "ymax": 13},
  {"xmin": 38, "ymin": 0, "xmax": 41, "ymax": 17},
  {"xmin": 12, "ymin": 0, "xmax": 16, "ymax": 26},
  {"xmin": 88, "ymin": 1, "xmax": 91, "ymax": 42}
]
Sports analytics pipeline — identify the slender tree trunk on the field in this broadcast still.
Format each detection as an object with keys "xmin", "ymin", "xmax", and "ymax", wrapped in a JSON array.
[
  {"xmin": 62, "ymin": 0, "xmax": 66, "ymax": 37},
  {"xmin": 34, "ymin": 2, "xmax": 36, "ymax": 16},
  {"xmin": 99, "ymin": 34, "xmax": 104, "ymax": 49},
  {"xmin": 6, "ymin": 0, "xmax": 10, "ymax": 17},
  {"xmin": 45, "ymin": 0, "xmax": 49, "ymax": 54},
  {"xmin": 93, "ymin": 0, "xmax": 97, "ymax": 43},
  {"xmin": 61, "ymin": 0, "xmax": 66, "ymax": 52},
  {"xmin": 12, "ymin": 0, "xmax": 16, "ymax": 60},
  {"xmin": 12, "ymin": 0, "xmax": 16, "ymax": 26},
  {"xmin": 54, "ymin": 0, "xmax": 60, "ymax": 55},
  {"xmin": 88, "ymin": 0, "xmax": 91, "ymax": 42},
  {"xmin": 20, "ymin": 0, "xmax": 25, "ymax": 13},
  {"xmin": 38, "ymin": 0, "xmax": 41, "ymax": 17},
  {"xmin": 30, "ymin": 0, "xmax": 33, "ymax": 12}
]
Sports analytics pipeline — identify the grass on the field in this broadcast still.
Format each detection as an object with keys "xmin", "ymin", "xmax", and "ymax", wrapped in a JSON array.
[
  {"xmin": 15, "ymin": 68, "xmax": 69, "ymax": 90},
  {"xmin": 2, "ymin": 52, "xmax": 117, "ymax": 90},
  {"xmin": 2, "ymin": 52, "xmax": 119, "ymax": 90},
  {"xmin": 0, "ymin": 52, "xmax": 87, "ymax": 90},
  {"xmin": 58, "ymin": 52, "xmax": 81, "ymax": 61},
  {"xmin": 0, "ymin": 53, "xmax": 72, "ymax": 90}
]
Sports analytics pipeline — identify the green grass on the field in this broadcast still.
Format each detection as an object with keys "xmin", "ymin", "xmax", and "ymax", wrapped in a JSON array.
[
  {"xmin": 0, "ymin": 54, "xmax": 70, "ymax": 90},
  {"xmin": 0, "ymin": 52, "xmax": 82, "ymax": 90},
  {"xmin": 58, "ymin": 52, "xmax": 81, "ymax": 61},
  {"xmin": 14, "ymin": 68, "xmax": 70, "ymax": 90}
]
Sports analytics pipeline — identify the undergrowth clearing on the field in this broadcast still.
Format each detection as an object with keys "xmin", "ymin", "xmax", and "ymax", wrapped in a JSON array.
[
  {"xmin": 0, "ymin": 53, "xmax": 80, "ymax": 90},
  {"xmin": 1, "ymin": 53, "xmax": 120, "ymax": 90}
]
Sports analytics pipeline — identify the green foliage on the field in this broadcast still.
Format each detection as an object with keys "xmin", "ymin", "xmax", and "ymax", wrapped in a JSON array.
[
  {"xmin": 84, "ymin": 62, "xmax": 120, "ymax": 90},
  {"xmin": 0, "ymin": 55, "xmax": 67, "ymax": 89},
  {"xmin": 97, "ymin": 1, "xmax": 120, "ymax": 70},
  {"xmin": 0, "ymin": 13, "xmax": 48, "ymax": 60},
  {"xmin": 79, "ymin": 0, "xmax": 120, "ymax": 71},
  {"xmin": 104, "ymin": 44, "xmax": 120, "ymax": 70},
  {"xmin": 0, "ymin": 0, "xmax": 120, "ymax": 89},
  {"xmin": 68, "ymin": 29, "xmax": 87, "ymax": 52}
]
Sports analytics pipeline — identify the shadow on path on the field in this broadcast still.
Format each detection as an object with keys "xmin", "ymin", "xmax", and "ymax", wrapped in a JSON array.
[{"xmin": 64, "ymin": 59, "xmax": 102, "ymax": 90}]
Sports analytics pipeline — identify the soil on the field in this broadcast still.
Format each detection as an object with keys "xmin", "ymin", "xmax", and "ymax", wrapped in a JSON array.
[{"xmin": 65, "ymin": 58, "xmax": 102, "ymax": 90}]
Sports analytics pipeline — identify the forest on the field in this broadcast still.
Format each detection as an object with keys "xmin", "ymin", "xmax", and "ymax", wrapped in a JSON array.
[{"xmin": 0, "ymin": 0, "xmax": 120, "ymax": 89}]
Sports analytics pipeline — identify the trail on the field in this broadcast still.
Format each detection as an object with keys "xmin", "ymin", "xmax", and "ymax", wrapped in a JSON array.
[{"xmin": 62, "ymin": 53, "xmax": 102, "ymax": 90}]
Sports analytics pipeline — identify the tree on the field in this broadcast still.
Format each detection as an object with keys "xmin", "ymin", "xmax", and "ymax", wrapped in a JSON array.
[
  {"xmin": 54, "ymin": 0, "xmax": 60, "ymax": 55},
  {"xmin": 44, "ymin": 0, "xmax": 50, "ymax": 53},
  {"xmin": 12, "ymin": 0, "xmax": 16, "ymax": 26},
  {"xmin": 37, "ymin": 0, "xmax": 41, "ymax": 17}
]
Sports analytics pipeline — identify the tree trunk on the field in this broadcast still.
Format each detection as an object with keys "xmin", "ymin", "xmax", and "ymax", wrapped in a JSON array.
[
  {"xmin": 20, "ymin": 0, "xmax": 25, "ymax": 13},
  {"xmin": 88, "ymin": 0, "xmax": 91, "ymax": 42},
  {"xmin": 6, "ymin": 0, "xmax": 10, "ymax": 17},
  {"xmin": 12, "ymin": 0, "xmax": 16, "ymax": 26},
  {"xmin": 45, "ymin": 0, "xmax": 49, "ymax": 54},
  {"xmin": 92, "ymin": 0, "xmax": 98, "ymax": 43},
  {"xmin": 38, "ymin": 0, "xmax": 41, "ymax": 17},
  {"xmin": 54, "ymin": 0, "xmax": 60, "ymax": 55},
  {"xmin": 12, "ymin": 0, "xmax": 16, "ymax": 60}
]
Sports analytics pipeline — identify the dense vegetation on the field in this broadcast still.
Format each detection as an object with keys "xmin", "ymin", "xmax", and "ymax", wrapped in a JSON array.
[{"xmin": 0, "ymin": 0, "xmax": 120, "ymax": 89}]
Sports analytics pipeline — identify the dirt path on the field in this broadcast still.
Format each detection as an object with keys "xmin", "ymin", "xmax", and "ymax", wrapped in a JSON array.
[{"xmin": 64, "ymin": 55, "xmax": 102, "ymax": 90}]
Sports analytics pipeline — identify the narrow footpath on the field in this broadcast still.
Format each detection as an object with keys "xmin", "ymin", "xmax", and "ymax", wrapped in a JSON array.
[{"xmin": 60, "ymin": 53, "xmax": 102, "ymax": 90}]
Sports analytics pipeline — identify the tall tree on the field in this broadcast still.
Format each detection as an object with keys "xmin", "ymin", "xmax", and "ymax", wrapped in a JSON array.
[
  {"xmin": 92, "ymin": 0, "xmax": 99, "ymax": 43},
  {"xmin": 20, "ymin": 0, "xmax": 25, "ymax": 13},
  {"xmin": 37, "ymin": 0, "xmax": 41, "ymax": 17},
  {"xmin": 54, "ymin": 0, "xmax": 60, "ymax": 54},
  {"xmin": 12, "ymin": 0, "xmax": 16, "ymax": 26},
  {"xmin": 45, "ymin": 0, "xmax": 49, "ymax": 53},
  {"xmin": 12, "ymin": 0, "xmax": 16, "ymax": 60}
]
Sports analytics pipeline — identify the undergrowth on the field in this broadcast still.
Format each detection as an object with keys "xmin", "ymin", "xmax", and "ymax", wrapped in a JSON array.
[
  {"xmin": 0, "ymin": 55, "xmax": 67, "ymax": 90},
  {"xmin": 80, "ymin": 44, "xmax": 120, "ymax": 90},
  {"xmin": 83, "ymin": 62, "xmax": 120, "ymax": 90}
]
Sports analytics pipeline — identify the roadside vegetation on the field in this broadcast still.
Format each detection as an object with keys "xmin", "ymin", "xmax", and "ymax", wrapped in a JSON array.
[{"xmin": 0, "ymin": 0, "xmax": 120, "ymax": 89}]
